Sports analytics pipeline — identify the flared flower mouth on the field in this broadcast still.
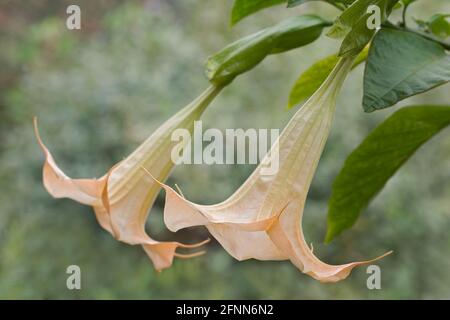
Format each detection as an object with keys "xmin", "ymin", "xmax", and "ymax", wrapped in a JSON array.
[
  {"xmin": 34, "ymin": 85, "xmax": 222, "ymax": 271},
  {"xmin": 148, "ymin": 57, "xmax": 392, "ymax": 282}
]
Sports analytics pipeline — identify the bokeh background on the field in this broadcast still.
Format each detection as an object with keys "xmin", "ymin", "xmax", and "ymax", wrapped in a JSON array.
[{"xmin": 1, "ymin": 0, "xmax": 450, "ymax": 299}]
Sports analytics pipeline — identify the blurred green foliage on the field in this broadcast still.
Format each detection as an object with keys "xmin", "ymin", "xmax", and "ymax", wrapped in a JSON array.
[{"xmin": 0, "ymin": 0, "xmax": 450, "ymax": 299}]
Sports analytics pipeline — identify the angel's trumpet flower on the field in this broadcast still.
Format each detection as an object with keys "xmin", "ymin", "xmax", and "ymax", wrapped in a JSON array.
[
  {"xmin": 34, "ymin": 85, "xmax": 221, "ymax": 271},
  {"xmin": 34, "ymin": 15, "xmax": 335, "ymax": 272},
  {"xmin": 151, "ymin": 57, "xmax": 391, "ymax": 282}
]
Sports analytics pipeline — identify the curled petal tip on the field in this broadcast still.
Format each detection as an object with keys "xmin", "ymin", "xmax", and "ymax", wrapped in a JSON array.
[
  {"xmin": 178, "ymin": 238, "xmax": 211, "ymax": 249},
  {"xmin": 174, "ymin": 250, "xmax": 207, "ymax": 259},
  {"xmin": 175, "ymin": 183, "xmax": 185, "ymax": 198},
  {"xmin": 372, "ymin": 250, "xmax": 393, "ymax": 261},
  {"xmin": 322, "ymin": 250, "xmax": 393, "ymax": 283},
  {"xmin": 33, "ymin": 116, "xmax": 45, "ymax": 151},
  {"xmin": 356, "ymin": 250, "xmax": 393, "ymax": 266},
  {"xmin": 140, "ymin": 165, "xmax": 163, "ymax": 186}
]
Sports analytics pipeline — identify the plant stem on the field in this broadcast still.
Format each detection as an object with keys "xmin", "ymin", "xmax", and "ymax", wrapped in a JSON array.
[{"xmin": 401, "ymin": 4, "xmax": 408, "ymax": 27}]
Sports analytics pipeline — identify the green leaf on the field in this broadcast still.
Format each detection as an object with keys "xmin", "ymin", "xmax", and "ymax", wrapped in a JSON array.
[
  {"xmin": 429, "ymin": 14, "xmax": 450, "ymax": 39},
  {"xmin": 326, "ymin": 105, "xmax": 450, "ymax": 243},
  {"xmin": 206, "ymin": 15, "xmax": 331, "ymax": 86},
  {"xmin": 363, "ymin": 28, "xmax": 450, "ymax": 112},
  {"xmin": 327, "ymin": 0, "xmax": 399, "ymax": 57},
  {"xmin": 230, "ymin": 0, "xmax": 286, "ymax": 26},
  {"xmin": 412, "ymin": 14, "xmax": 450, "ymax": 39},
  {"xmin": 287, "ymin": 46, "xmax": 368, "ymax": 108},
  {"xmin": 288, "ymin": 0, "xmax": 355, "ymax": 9}
]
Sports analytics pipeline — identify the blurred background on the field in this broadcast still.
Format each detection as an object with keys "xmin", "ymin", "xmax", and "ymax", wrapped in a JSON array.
[{"xmin": 1, "ymin": 0, "xmax": 450, "ymax": 299}]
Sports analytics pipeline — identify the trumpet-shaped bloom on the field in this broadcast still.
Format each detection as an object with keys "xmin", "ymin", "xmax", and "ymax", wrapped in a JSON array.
[
  {"xmin": 151, "ymin": 57, "xmax": 391, "ymax": 282},
  {"xmin": 34, "ymin": 85, "xmax": 221, "ymax": 271}
]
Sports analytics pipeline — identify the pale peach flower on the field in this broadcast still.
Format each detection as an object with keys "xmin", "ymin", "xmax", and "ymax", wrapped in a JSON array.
[
  {"xmin": 34, "ymin": 86, "xmax": 221, "ymax": 271},
  {"xmin": 149, "ymin": 58, "xmax": 391, "ymax": 282}
]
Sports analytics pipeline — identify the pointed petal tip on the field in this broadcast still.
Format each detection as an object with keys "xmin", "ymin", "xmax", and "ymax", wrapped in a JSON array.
[
  {"xmin": 309, "ymin": 249, "xmax": 393, "ymax": 283},
  {"xmin": 349, "ymin": 250, "xmax": 393, "ymax": 268},
  {"xmin": 33, "ymin": 116, "xmax": 46, "ymax": 152},
  {"xmin": 372, "ymin": 250, "xmax": 393, "ymax": 262},
  {"xmin": 174, "ymin": 250, "xmax": 206, "ymax": 259},
  {"xmin": 178, "ymin": 237, "xmax": 211, "ymax": 249},
  {"xmin": 140, "ymin": 165, "xmax": 164, "ymax": 187}
]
